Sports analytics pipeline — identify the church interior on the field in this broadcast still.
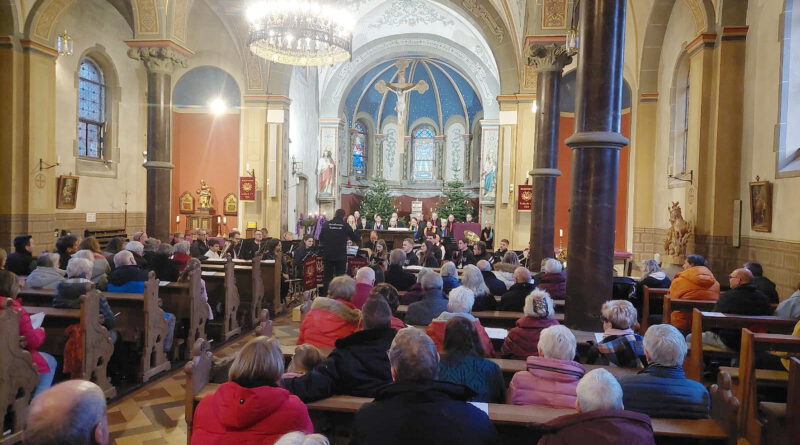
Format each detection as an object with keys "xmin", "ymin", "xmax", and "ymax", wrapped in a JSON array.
[{"xmin": 1, "ymin": 0, "xmax": 799, "ymax": 444}]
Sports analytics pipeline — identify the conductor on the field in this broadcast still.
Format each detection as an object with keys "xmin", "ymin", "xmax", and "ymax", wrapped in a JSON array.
[{"xmin": 319, "ymin": 208, "xmax": 360, "ymax": 291}]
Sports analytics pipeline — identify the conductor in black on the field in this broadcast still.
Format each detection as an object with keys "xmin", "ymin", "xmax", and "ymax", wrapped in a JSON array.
[{"xmin": 320, "ymin": 208, "xmax": 360, "ymax": 291}]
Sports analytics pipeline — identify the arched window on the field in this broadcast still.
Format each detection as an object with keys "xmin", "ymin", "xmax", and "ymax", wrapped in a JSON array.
[
  {"xmin": 352, "ymin": 121, "xmax": 367, "ymax": 176},
  {"xmin": 412, "ymin": 125, "xmax": 435, "ymax": 181},
  {"xmin": 77, "ymin": 59, "xmax": 105, "ymax": 159},
  {"xmin": 669, "ymin": 56, "xmax": 690, "ymax": 180}
]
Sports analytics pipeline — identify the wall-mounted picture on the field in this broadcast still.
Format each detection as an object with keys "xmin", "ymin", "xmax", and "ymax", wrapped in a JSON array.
[
  {"xmin": 56, "ymin": 175, "xmax": 79, "ymax": 209},
  {"xmin": 749, "ymin": 180, "xmax": 772, "ymax": 232},
  {"xmin": 179, "ymin": 191, "xmax": 195, "ymax": 214},
  {"xmin": 223, "ymin": 193, "xmax": 238, "ymax": 216}
]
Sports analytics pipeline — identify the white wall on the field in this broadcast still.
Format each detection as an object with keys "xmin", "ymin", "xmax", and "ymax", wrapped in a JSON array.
[{"xmin": 288, "ymin": 66, "xmax": 320, "ymax": 229}]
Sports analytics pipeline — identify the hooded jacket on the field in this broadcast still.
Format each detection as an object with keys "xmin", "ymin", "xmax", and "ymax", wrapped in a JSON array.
[
  {"xmin": 537, "ymin": 272, "xmax": 567, "ymax": 300},
  {"xmin": 426, "ymin": 312, "xmax": 494, "ymax": 356},
  {"xmin": 635, "ymin": 272, "xmax": 671, "ymax": 300},
  {"xmin": 442, "ymin": 275, "xmax": 461, "ymax": 294},
  {"xmin": 507, "ymin": 356, "xmax": 585, "ymax": 409},
  {"xmin": 0, "ymin": 297, "xmax": 50, "ymax": 373},
  {"xmin": 192, "ymin": 381, "xmax": 313, "ymax": 445},
  {"xmin": 500, "ymin": 316, "xmax": 560, "ymax": 360},
  {"xmin": 537, "ymin": 408, "xmax": 655, "ymax": 445},
  {"xmin": 405, "ymin": 288, "xmax": 449, "ymax": 326},
  {"xmin": 498, "ymin": 282, "xmax": 536, "ymax": 312},
  {"xmin": 25, "ymin": 266, "xmax": 66, "ymax": 290},
  {"xmin": 668, "ymin": 266, "xmax": 720, "ymax": 330},
  {"xmin": 297, "ymin": 297, "xmax": 361, "ymax": 348},
  {"xmin": 481, "ymin": 270, "xmax": 508, "ymax": 297},
  {"xmin": 619, "ymin": 365, "xmax": 710, "ymax": 419}
]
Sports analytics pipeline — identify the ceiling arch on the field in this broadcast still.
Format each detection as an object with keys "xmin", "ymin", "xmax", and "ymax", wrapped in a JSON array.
[
  {"xmin": 25, "ymin": 0, "xmax": 136, "ymax": 44},
  {"xmin": 0, "ymin": 0, "xmax": 17, "ymax": 35}
]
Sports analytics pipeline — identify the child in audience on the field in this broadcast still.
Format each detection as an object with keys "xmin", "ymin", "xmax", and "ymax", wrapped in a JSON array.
[
  {"xmin": 283, "ymin": 344, "xmax": 324, "ymax": 379},
  {"xmin": 204, "ymin": 239, "xmax": 222, "ymax": 259}
]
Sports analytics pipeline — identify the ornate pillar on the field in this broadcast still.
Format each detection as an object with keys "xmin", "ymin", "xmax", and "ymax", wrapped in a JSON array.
[
  {"xmin": 527, "ymin": 44, "xmax": 572, "ymax": 268},
  {"xmin": 374, "ymin": 134, "xmax": 385, "ymax": 178},
  {"xmin": 435, "ymin": 135, "xmax": 446, "ymax": 180},
  {"xmin": 402, "ymin": 136, "xmax": 411, "ymax": 180},
  {"xmin": 128, "ymin": 46, "xmax": 187, "ymax": 242},
  {"xmin": 462, "ymin": 134, "xmax": 473, "ymax": 181},
  {"xmin": 564, "ymin": 0, "xmax": 629, "ymax": 330}
]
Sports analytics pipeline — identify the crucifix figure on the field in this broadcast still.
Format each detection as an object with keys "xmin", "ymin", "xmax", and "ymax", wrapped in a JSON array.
[{"xmin": 375, "ymin": 59, "xmax": 429, "ymax": 154}]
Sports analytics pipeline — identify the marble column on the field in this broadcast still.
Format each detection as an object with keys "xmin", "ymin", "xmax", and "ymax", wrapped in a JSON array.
[
  {"xmin": 564, "ymin": 0, "xmax": 629, "ymax": 330},
  {"xmin": 128, "ymin": 47, "xmax": 187, "ymax": 242},
  {"xmin": 527, "ymin": 44, "xmax": 572, "ymax": 268}
]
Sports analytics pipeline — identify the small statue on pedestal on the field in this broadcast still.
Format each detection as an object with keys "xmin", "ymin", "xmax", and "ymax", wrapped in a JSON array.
[
  {"xmin": 663, "ymin": 202, "xmax": 692, "ymax": 263},
  {"xmin": 196, "ymin": 179, "xmax": 213, "ymax": 210}
]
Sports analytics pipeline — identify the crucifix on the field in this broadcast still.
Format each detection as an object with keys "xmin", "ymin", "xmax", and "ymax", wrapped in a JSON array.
[{"xmin": 375, "ymin": 58, "xmax": 429, "ymax": 154}]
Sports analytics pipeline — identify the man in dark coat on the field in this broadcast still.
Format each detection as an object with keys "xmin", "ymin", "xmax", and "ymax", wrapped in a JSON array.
[
  {"xmin": 384, "ymin": 249, "xmax": 416, "ymax": 292},
  {"xmin": 351, "ymin": 328, "xmax": 498, "ymax": 445},
  {"xmin": 498, "ymin": 267, "xmax": 536, "ymax": 312},
  {"xmin": 711, "ymin": 267, "xmax": 773, "ymax": 351},
  {"xmin": 477, "ymin": 260, "xmax": 507, "ymax": 297},
  {"xmin": 405, "ymin": 273, "xmax": 448, "ymax": 326},
  {"xmin": 319, "ymin": 208, "xmax": 360, "ymax": 291},
  {"xmin": 451, "ymin": 238, "xmax": 475, "ymax": 269},
  {"xmin": 744, "ymin": 262, "xmax": 780, "ymax": 304},
  {"xmin": 6, "ymin": 235, "xmax": 35, "ymax": 276},
  {"xmin": 401, "ymin": 238, "xmax": 418, "ymax": 267},
  {"xmin": 283, "ymin": 298, "xmax": 396, "ymax": 402},
  {"xmin": 189, "ymin": 229, "xmax": 209, "ymax": 258}
]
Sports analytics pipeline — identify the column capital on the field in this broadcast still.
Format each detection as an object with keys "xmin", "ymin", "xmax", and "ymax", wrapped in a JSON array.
[
  {"xmin": 127, "ymin": 46, "xmax": 188, "ymax": 74},
  {"xmin": 527, "ymin": 43, "xmax": 572, "ymax": 72}
]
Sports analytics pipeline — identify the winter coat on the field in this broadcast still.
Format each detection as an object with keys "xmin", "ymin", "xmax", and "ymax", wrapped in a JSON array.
[
  {"xmin": 507, "ymin": 356, "xmax": 585, "ymax": 409},
  {"xmin": 351, "ymin": 380, "xmax": 499, "ymax": 445},
  {"xmin": 192, "ymin": 381, "xmax": 313, "ymax": 445},
  {"xmin": 384, "ymin": 264, "xmax": 416, "ymax": 291},
  {"xmin": 107, "ymin": 264, "xmax": 149, "ymax": 287},
  {"xmin": 634, "ymin": 272, "xmax": 671, "ymax": 301},
  {"xmin": 775, "ymin": 290, "xmax": 800, "ymax": 319},
  {"xmin": 172, "ymin": 252, "xmax": 191, "ymax": 271},
  {"xmin": 668, "ymin": 266, "xmax": 720, "ymax": 330},
  {"xmin": 438, "ymin": 354, "xmax": 506, "ymax": 403},
  {"xmin": 593, "ymin": 329, "xmax": 646, "ymax": 368},
  {"xmin": 404, "ymin": 251, "xmax": 419, "ymax": 267},
  {"xmin": 714, "ymin": 283, "xmax": 773, "ymax": 350},
  {"xmin": 426, "ymin": 312, "xmax": 494, "ymax": 356},
  {"xmin": 750, "ymin": 276, "xmax": 780, "ymax": 304},
  {"xmin": 498, "ymin": 282, "xmax": 536, "ymax": 312},
  {"xmin": 319, "ymin": 217, "xmax": 360, "ymax": 262},
  {"xmin": 481, "ymin": 270, "xmax": 508, "ymax": 297},
  {"xmin": 6, "ymin": 251, "xmax": 34, "ymax": 276},
  {"xmin": 283, "ymin": 327, "xmax": 396, "ymax": 402},
  {"xmin": 537, "ymin": 272, "xmax": 567, "ymax": 300},
  {"xmin": 500, "ymin": 316, "xmax": 560, "ymax": 359},
  {"xmin": 399, "ymin": 283, "xmax": 425, "ymax": 305},
  {"xmin": 149, "ymin": 254, "xmax": 180, "ymax": 282},
  {"xmin": 54, "ymin": 280, "xmax": 115, "ymax": 329},
  {"xmin": 537, "ymin": 409, "xmax": 655, "ymax": 445},
  {"xmin": 351, "ymin": 283, "xmax": 374, "ymax": 309},
  {"xmin": 25, "ymin": 266, "xmax": 65, "ymax": 290},
  {"xmin": 189, "ymin": 240, "xmax": 209, "ymax": 259},
  {"xmin": 0, "ymin": 297, "xmax": 50, "ymax": 373},
  {"xmin": 442, "ymin": 275, "xmax": 460, "ymax": 294},
  {"xmin": 493, "ymin": 261, "xmax": 517, "ymax": 274},
  {"xmin": 405, "ymin": 289, "xmax": 449, "ymax": 326},
  {"xmin": 472, "ymin": 290, "xmax": 498, "ymax": 312},
  {"xmin": 297, "ymin": 297, "xmax": 360, "ymax": 348},
  {"xmin": 619, "ymin": 365, "xmax": 710, "ymax": 419}
]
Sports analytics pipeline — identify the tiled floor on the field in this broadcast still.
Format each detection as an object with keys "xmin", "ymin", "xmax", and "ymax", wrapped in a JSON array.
[{"xmin": 106, "ymin": 316, "xmax": 300, "ymax": 444}]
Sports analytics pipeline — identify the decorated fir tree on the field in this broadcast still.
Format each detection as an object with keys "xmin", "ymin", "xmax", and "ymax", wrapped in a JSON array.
[
  {"xmin": 360, "ymin": 178, "xmax": 397, "ymax": 221},
  {"xmin": 434, "ymin": 180, "xmax": 474, "ymax": 221}
]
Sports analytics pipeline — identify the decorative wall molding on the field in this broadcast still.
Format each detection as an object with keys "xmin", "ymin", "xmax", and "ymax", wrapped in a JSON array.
[
  {"xmin": 462, "ymin": 0, "xmax": 504, "ymax": 43},
  {"xmin": 369, "ymin": 0, "xmax": 456, "ymax": 28}
]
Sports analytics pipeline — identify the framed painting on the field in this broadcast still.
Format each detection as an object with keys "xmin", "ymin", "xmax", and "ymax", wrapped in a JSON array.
[
  {"xmin": 56, "ymin": 175, "xmax": 79, "ymax": 209},
  {"xmin": 223, "ymin": 193, "xmax": 238, "ymax": 216},
  {"xmin": 179, "ymin": 191, "xmax": 195, "ymax": 214},
  {"xmin": 749, "ymin": 180, "xmax": 772, "ymax": 232}
]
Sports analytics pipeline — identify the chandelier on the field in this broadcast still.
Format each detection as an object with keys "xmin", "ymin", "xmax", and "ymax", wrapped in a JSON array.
[{"xmin": 246, "ymin": 1, "xmax": 355, "ymax": 66}]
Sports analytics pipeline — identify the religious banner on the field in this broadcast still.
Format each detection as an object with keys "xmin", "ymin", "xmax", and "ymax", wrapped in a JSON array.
[
  {"xmin": 240, "ymin": 176, "xmax": 256, "ymax": 201},
  {"xmin": 303, "ymin": 256, "xmax": 318, "ymax": 290},
  {"xmin": 518, "ymin": 185, "xmax": 533, "ymax": 211},
  {"xmin": 347, "ymin": 257, "xmax": 369, "ymax": 278},
  {"xmin": 316, "ymin": 256, "xmax": 324, "ymax": 286}
]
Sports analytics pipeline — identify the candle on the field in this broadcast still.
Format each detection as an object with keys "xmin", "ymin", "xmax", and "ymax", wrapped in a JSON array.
[
  {"xmin": 559, "ymin": 229, "xmax": 564, "ymax": 238},
  {"xmin": 223, "ymin": 217, "xmax": 227, "ymax": 224},
  {"xmin": 246, "ymin": 163, "xmax": 251, "ymax": 172},
  {"xmin": 176, "ymin": 215, "xmax": 180, "ymax": 223}
]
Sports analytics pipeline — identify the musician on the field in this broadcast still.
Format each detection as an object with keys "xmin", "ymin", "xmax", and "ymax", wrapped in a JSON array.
[
  {"xmin": 492, "ymin": 238, "xmax": 509, "ymax": 264},
  {"xmin": 472, "ymin": 241, "xmax": 493, "ymax": 265},
  {"xmin": 354, "ymin": 210, "xmax": 363, "ymax": 229},
  {"xmin": 451, "ymin": 238, "xmax": 475, "ymax": 269},
  {"xmin": 363, "ymin": 230, "xmax": 379, "ymax": 251},
  {"xmin": 240, "ymin": 229, "xmax": 267, "ymax": 260},
  {"xmin": 221, "ymin": 230, "xmax": 243, "ymax": 259},
  {"xmin": 369, "ymin": 240, "xmax": 389, "ymax": 267},
  {"xmin": 293, "ymin": 235, "xmax": 316, "ymax": 277},
  {"xmin": 465, "ymin": 213, "xmax": 474, "ymax": 223},
  {"xmin": 391, "ymin": 212, "xmax": 405, "ymax": 228},
  {"xmin": 432, "ymin": 233, "xmax": 447, "ymax": 261},
  {"xmin": 401, "ymin": 238, "xmax": 418, "ymax": 266}
]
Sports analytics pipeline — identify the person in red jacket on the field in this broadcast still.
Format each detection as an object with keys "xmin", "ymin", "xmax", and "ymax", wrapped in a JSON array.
[
  {"xmin": 297, "ymin": 275, "xmax": 361, "ymax": 348},
  {"xmin": 426, "ymin": 286, "xmax": 494, "ymax": 356},
  {"xmin": 0, "ymin": 270, "xmax": 57, "ymax": 396},
  {"xmin": 536, "ymin": 258, "xmax": 566, "ymax": 300},
  {"xmin": 501, "ymin": 288, "xmax": 561, "ymax": 359},
  {"xmin": 192, "ymin": 336, "xmax": 313, "ymax": 445}
]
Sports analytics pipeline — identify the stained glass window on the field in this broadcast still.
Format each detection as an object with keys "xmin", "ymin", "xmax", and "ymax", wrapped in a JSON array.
[
  {"xmin": 413, "ymin": 125, "xmax": 436, "ymax": 181},
  {"xmin": 352, "ymin": 121, "xmax": 367, "ymax": 176},
  {"xmin": 77, "ymin": 59, "xmax": 105, "ymax": 159}
]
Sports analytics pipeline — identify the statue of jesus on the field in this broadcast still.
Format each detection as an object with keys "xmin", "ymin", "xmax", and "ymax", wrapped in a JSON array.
[{"xmin": 375, "ymin": 59, "xmax": 429, "ymax": 154}]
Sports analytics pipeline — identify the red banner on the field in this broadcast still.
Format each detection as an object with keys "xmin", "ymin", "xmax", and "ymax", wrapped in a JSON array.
[
  {"xmin": 240, "ymin": 176, "xmax": 256, "ymax": 201},
  {"xmin": 303, "ymin": 256, "xmax": 318, "ymax": 290},
  {"xmin": 347, "ymin": 257, "xmax": 368, "ymax": 278},
  {"xmin": 518, "ymin": 185, "xmax": 533, "ymax": 211}
]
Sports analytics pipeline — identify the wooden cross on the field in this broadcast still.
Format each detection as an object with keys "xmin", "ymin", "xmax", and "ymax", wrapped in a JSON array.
[{"xmin": 374, "ymin": 59, "xmax": 429, "ymax": 154}]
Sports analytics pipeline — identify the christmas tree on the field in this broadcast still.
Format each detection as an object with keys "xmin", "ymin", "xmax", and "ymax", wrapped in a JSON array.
[
  {"xmin": 434, "ymin": 180, "xmax": 474, "ymax": 221},
  {"xmin": 360, "ymin": 177, "xmax": 397, "ymax": 221}
]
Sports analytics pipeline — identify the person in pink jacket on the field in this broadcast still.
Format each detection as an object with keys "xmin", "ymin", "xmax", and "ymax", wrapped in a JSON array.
[{"xmin": 507, "ymin": 325, "xmax": 586, "ymax": 409}]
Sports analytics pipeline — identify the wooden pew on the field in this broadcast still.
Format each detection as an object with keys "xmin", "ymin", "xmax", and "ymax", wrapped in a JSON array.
[
  {"xmin": 640, "ymin": 286, "xmax": 668, "ymax": 332},
  {"xmin": 133, "ymin": 273, "xmax": 170, "ymax": 382},
  {"xmin": 201, "ymin": 259, "xmax": 241, "ymax": 341},
  {"xmin": 159, "ymin": 268, "xmax": 208, "ymax": 359},
  {"xmin": 396, "ymin": 305, "xmax": 563, "ymax": 326},
  {"xmin": 488, "ymin": 358, "xmax": 638, "ymax": 379},
  {"xmin": 184, "ymin": 338, "xmax": 213, "ymax": 445},
  {"xmin": 687, "ymin": 309, "xmax": 797, "ymax": 382},
  {"xmin": 203, "ymin": 255, "xmax": 281, "ymax": 327},
  {"xmin": 0, "ymin": 300, "xmax": 39, "ymax": 445},
  {"xmin": 710, "ymin": 371, "xmax": 742, "ymax": 445},
  {"xmin": 662, "ymin": 295, "xmax": 717, "ymax": 330},
  {"xmin": 758, "ymin": 356, "xmax": 799, "ymax": 445}
]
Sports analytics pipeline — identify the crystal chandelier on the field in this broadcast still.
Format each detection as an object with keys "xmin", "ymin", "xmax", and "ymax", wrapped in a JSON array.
[{"xmin": 246, "ymin": 1, "xmax": 355, "ymax": 66}]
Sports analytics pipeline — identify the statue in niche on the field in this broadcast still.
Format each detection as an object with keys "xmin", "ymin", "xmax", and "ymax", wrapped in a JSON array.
[
  {"xmin": 196, "ymin": 179, "xmax": 213, "ymax": 209},
  {"xmin": 318, "ymin": 150, "xmax": 336, "ymax": 196},
  {"xmin": 663, "ymin": 202, "xmax": 692, "ymax": 259}
]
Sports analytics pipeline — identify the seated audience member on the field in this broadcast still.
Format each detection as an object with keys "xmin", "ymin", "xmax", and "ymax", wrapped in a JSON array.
[
  {"xmin": 634, "ymin": 259, "xmax": 671, "ymax": 303},
  {"xmin": 493, "ymin": 250, "xmax": 520, "ymax": 274},
  {"xmin": 189, "ymin": 229, "xmax": 210, "ymax": 258},
  {"xmin": 744, "ymin": 261, "xmax": 780, "ymax": 304},
  {"xmin": 73, "ymin": 249, "xmax": 109, "ymax": 291},
  {"xmin": 150, "ymin": 243, "xmax": 180, "ymax": 282},
  {"xmin": 620, "ymin": 324, "xmax": 710, "ymax": 419},
  {"xmin": 101, "ymin": 237, "xmax": 123, "ymax": 266},
  {"xmin": 501, "ymin": 289, "xmax": 560, "ymax": 359},
  {"xmin": 460, "ymin": 264, "xmax": 496, "ymax": 311},
  {"xmin": 125, "ymin": 240, "xmax": 147, "ymax": 268},
  {"xmin": 283, "ymin": 344, "xmax": 324, "ymax": 379},
  {"xmin": 142, "ymin": 238, "xmax": 160, "ymax": 266},
  {"xmin": 133, "ymin": 231, "xmax": 148, "ymax": 244},
  {"xmin": 440, "ymin": 261, "xmax": 460, "ymax": 294},
  {"xmin": 399, "ymin": 267, "xmax": 431, "ymax": 305},
  {"xmin": 405, "ymin": 272, "xmax": 448, "ymax": 326},
  {"xmin": 451, "ymin": 237, "xmax": 475, "ymax": 269},
  {"xmin": 368, "ymin": 239, "xmax": 388, "ymax": 267},
  {"xmin": 351, "ymin": 266, "xmax": 375, "ymax": 309},
  {"xmin": 418, "ymin": 241, "xmax": 440, "ymax": 268},
  {"xmin": 499, "ymin": 266, "xmax": 536, "ymax": 312},
  {"xmin": 508, "ymin": 325, "xmax": 585, "ymax": 408},
  {"xmin": 293, "ymin": 235, "xmax": 316, "ymax": 276},
  {"xmin": 591, "ymin": 300, "xmax": 646, "ymax": 368},
  {"xmin": 537, "ymin": 258, "xmax": 567, "ymax": 300},
  {"xmin": 472, "ymin": 241, "xmax": 492, "ymax": 264},
  {"xmin": 107, "ymin": 250, "xmax": 149, "ymax": 293},
  {"xmin": 351, "ymin": 328, "xmax": 499, "ymax": 445},
  {"xmin": 25, "ymin": 253, "xmax": 65, "ymax": 289},
  {"xmin": 477, "ymin": 259, "xmax": 507, "ymax": 296},
  {"xmin": 284, "ymin": 298, "xmax": 396, "ymax": 402},
  {"xmin": 775, "ymin": 280, "xmax": 800, "ymax": 319},
  {"xmin": 370, "ymin": 283, "xmax": 406, "ymax": 329},
  {"xmin": 172, "ymin": 241, "xmax": 192, "ymax": 271},
  {"xmin": 54, "ymin": 258, "xmax": 116, "ymax": 332},
  {"xmin": 298, "ymin": 276, "xmax": 361, "ymax": 348},
  {"xmin": 0, "ymin": 270, "xmax": 57, "ymax": 396},
  {"xmin": 401, "ymin": 238, "xmax": 419, "ymax": 266},
  {"xmin": 427, "ymin": 286, "xmax": 493, "ymax": 354},
  {"xmin": 6, "ymin": 234, "xmax": 34, "ymax": 275},
  {"xmin": 780, "ymin": 320, "xmax": 800, "ymax": 371},
  {"xmin": 480, "ymin": 222, "xmax": 494, "ymax": 249},
  {"xmin": 221, "ymin": 230, "xmax": 243, "ymax": 259},
  {"xmin": 274, "ymin": 432, "xmax": 330, "ymax": 445},
  {"xmin": 25, "ymin": 380, "xmax": 110, "ymax": 445},
  {"xmin": 492, "ymin": 239, "xmax": 510, "ymax": 265},
  {"xmin": 203, "ymin": 239, "xmax": 222, "ymax": 259},
  {"xmin": 263, "ymin": 238, "xmax": 290, "ymax": 303},
  {"xmin": 56, "ymin": 234, "xmax": 79, "ymax": 270},
  {"xmin": 537, "ymin": 368, "xmax": 656, "ymax": 445},
  {"xmin": 668, "ymin": 254, "xmax": 720, "ymax": 331},
  {"xmin": 192, "ymin": 336, "xmax": 313, "ymax": 444},
  {"xmin": 384, "ymin": 249, "xmax": 416, "ymax": 291},
  {"xmin": 178, "ymin": 258, "xmax": 213, "ymax": 320},
  {"xmin": 438, "ymin": 316, "xmax": 505, "ymax": 403}
]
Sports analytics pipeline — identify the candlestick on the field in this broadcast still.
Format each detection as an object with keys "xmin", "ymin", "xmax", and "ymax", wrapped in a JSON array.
[
  {"xmin": 176, "ymin": 215, "xmax": 180, "ymax": 223},
  {"xmin": 223, "ymin": 217, "xmax": 227, "ymax": 224},
  {"xmin": 559, "ymin": 229, "xmax": 564, "ymax": 238}
]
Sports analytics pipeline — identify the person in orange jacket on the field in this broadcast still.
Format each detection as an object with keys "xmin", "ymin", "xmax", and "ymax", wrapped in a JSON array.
[{"xmin": 668, "ymin": 254, "xmax": 720, "ymax": 331}]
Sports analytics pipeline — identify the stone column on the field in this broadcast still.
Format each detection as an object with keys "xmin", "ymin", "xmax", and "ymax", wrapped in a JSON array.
[
  {"xmin": 527, "ymin": 44, "xmax": 572, "ymax": 268},
  {"xmin": 564, "ymin": 0, "xmax": 629, "ymax": 330},
  {"xmin": 128, "ymin": 47, "xmax": 187, "ymax": 242},
  {"xmin": 435, "ymin": 135, "xmax": 446, "ymax": 180},
  {"xmin": 374, "ymin": 134, "xmax": 385, "ymax": 178}
]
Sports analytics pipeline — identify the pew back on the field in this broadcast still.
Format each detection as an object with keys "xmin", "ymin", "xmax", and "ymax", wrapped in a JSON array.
[{"xmin": 0, "ymin": 300, "xmax": 39, "ymax": 444}]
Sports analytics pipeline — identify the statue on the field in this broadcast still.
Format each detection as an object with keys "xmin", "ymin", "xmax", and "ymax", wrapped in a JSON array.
[
  {"xmin": 196, "ymin": 179, "xmax": 213, "ymax": 209},
  {"xmin": 318, "ymin": 150, "xmax": 336, "ymax": 196},
  {"xmin": 375, "ymin": 59, "xmax": 429, "ymax": 154},
  {"xmin": 663, "ymin": 202, "xmax": 692, "ymax": 258}
]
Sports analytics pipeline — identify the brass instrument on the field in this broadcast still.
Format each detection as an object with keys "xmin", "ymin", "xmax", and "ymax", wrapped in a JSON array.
[{"xmin": 463, "ymin": 230, "xmax": 480, "ymax": 244}]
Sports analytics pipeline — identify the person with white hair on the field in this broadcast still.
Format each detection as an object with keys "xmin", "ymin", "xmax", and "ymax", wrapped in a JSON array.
[
  {"xmin": 274, "ymin": 432, "xmax": 330, "ymax": 445},
  {"xmin": 459, "ymin": 264, "xmax": 495, "ymax": 311},
  {"xmin": 500, "ymin": 288, "xmax": 561, "ymax": 359},
  {"xmin": 351, "ymin": 328, "xmax": 499, "ymax": 444},
  {"xmin": 25, "ymin": 252, "xmax": 65, "ymax": 290},
  {"xmin": 124, "ymin": 240, "xmax": 147, "ymax": 268},
  {"xmin": 405, "ymin": 272, "xmax": 448, "ymax": 326},
  {"xmin": 426, "ymin": 286, "xmax": 493, "ymax": 355},
  {"xmin": 25, "ymin": 380, "xmax": 110, "ymax": 445},
  {"xmin": 73, "ymin": 249, "xmax": 109, "ymax": 290},
  {"xmin": 537, "ymin": 368, "xmax": 656, "ymax": 445},
  {"xmin": 591, "ymin": 300, "xmax": 646, "ymax": 368},
  {"xmin": 476, "ymin": 259, "xmax": 507, "ymax": 297},
  {"xmin": 536, "ymin": 258, "xmax": 566, "ymax": 300},
  {"xmin": 172, "ymin": 241, "xmax": 192, "ymax": 271},
  {"xmin": 399, "ymin": 267, "xmax": 433, "ymax": 306},
  {"xmin": 54, "ymin": 257, "xmax": 115, "ymax": 331},
  {"xmin": 619, "ymin": 324, "xmax": 710, "ymax": 419},
  {"xmin": 352, "ymin": 266, "xmax": 376, "ymax": 309},
  {"xmin": 439, "ymin": 261, "xmax": 460, "ymax": 294},
  {"xmin": 107, "ymin": 250, "xmax": 149, "ymax": 293}
]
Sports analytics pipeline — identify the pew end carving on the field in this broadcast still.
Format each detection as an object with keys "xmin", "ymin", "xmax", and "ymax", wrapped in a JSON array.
[
  {"xmin": 184, "ymin": 338, "xmax": 212, "ymax": 445},
  {"xmin": 141, "ymin": 272, "xmax": 171, "ymax": 382},
  {"xmin": 0, "ymin": 300, "xmax": 39, "ymax": 444},
  {"xmin": 79, "ymin": 289, "xmax": 116, "ymax": 399}
]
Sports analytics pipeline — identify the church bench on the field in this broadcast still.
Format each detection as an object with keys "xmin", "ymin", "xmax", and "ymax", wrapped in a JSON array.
[
  {"xmin": 158, "ymin": 270, "xmax": 208, "ymax": 360},
  {"xmin": 17, "ymin": 287, "xmax": 57, "ymax": 305},
  {"xmin": 718, "ymin": 366, "xmax": 788, "ymax": 387},
  {"xmin": 199, "ymin": 259, "xmax": 241, "ymax": 341},
  {"xmin": 395, "ymin": 305, "xmax": 563, "ymax": 326},
  {"xmin": 640, "ymin": 286, "xmax": 668, "ymax": 333},
  {"xmin": 0, "ymin": 300, "xmax": 40, "ymax": 445},
  {"xmin": 488, "ymin": 358, "xmax": 638, "ymax": 379},
  {"xmin": 83, "ymin": 228, "xmax": 127, "ymax": 249},
  {"xmin": 759, "ymin": 357, "xmax": 799, "ymax": 445},
  {"xmin": 202, "ymin": 255, "xmax": 281, "ymax": 326},
  {"xmin": 493, "ymin": 295, "xmax": 565, "ymax": 309},
  {"xmin": 662, "ymin": 295, "xmax": 717, "ymax": 330}
]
